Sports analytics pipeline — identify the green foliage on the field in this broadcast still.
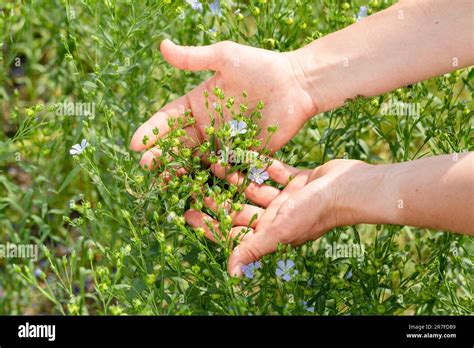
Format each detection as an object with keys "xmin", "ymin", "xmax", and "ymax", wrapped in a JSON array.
[{"xmin": 0, "ymin": 0, "xmax": 472, "ymax": 315}]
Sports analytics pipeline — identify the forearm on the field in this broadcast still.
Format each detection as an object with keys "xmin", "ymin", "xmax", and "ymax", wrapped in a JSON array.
[
  {"xmin": 292, "ymin": 0, "xmax": 474, "ymax": 115},
  {"xmin": 348, "ymin": 153, "xmax": 474, "ymax": 235}
]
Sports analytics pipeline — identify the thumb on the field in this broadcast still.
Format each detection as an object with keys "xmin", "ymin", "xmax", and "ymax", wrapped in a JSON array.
[
  {"xmin": 160, "ymin": 39, "xmax": 226, "ymax": 71},
  {"xmin": 227, "ymin": 229, "xmax": 279, "ymax": 277}
]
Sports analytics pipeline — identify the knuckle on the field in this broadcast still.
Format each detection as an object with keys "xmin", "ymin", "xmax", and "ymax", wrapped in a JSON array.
[
  {"xmin": 182, "ymin": 47, "xmax": 191, "ymax": 68},
  {"xmin": 272, "ymin": 163, "xmax": 285, "ymax": 178},
  {"xmin": 244, "ymin": 243, "xmax": 262, "ymax": 262},
  {"xmin": 217, "ymin": 40, "xmax": 233, "ymax": 50},
  {"xmin": 216, "ymin": 41, "xmax": 233, "ymax": 60},
  {"xmin": 244, "ymin": 183, "xmax": 258, "ymax": 200}
]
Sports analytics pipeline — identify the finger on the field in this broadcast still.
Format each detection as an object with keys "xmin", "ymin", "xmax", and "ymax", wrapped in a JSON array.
[
  {"xmin": 184, "ymin": 209, "xmax": 253, "ymax": 242},
  {"xmin": 130, "ymin": 75, "xmax": 214, "ymax": 152},
  {"xmin": 139, "ymin": 147, "xmax": 163, "ymax": 170},
  {"xmin": 211, "ymin": 163, "xmax": 280, "ymax": 207},
  {"xmin": 266, "ymin": 158, "xmax": 301, "ymax": 185},
  {"xmin": 139, "ymin": 125, "xmax": 200, "ymax": 170},
  {"xmin": 203, "ymin": 196, "xmax": 263, "ymax": 228},
  {"xmin": 228, "ymin": 184, "xmax": 324, "ymax": 277},
  {"xmin": 184, "ymin": 210, "xmax": 220, "ymax": 242},
  {"xmin": 130, "ymin": 95, "xmax": 190, "ymax": 151},
  {"xmin": 139, "ymin": 149, "xmax": 186, "ymax": 181},
  {"xmin": 160, "ymin": 39, "xmax": 226, "ymax": 71},
  {"xmin": 162, "ymin": 168, "xmax": 187, "ymax": 182},
  {"xmin": 227, "ymin": 229, "xmax": 279, "ymax": 277},
  {"xmin": 229, "ymin": 226, "xmax": 255, "ymax": 242}
]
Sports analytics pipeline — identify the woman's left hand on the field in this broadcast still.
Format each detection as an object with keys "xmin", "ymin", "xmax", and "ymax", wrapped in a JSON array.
[{"xmin": 184, "ymin": 158, "xmax": 373, "ymax": 276}]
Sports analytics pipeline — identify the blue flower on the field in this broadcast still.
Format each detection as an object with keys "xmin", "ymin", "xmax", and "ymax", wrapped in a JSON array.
[
  {"xmin": 229, "ymin": 120, "xmax": 247, "ymax": 137},
  {"xmin": 69, "ymin": 139, "xmax": 88, "ymax": 156},
  {"xmin": 303, "ymin": 301, "xmax": 315, "ymax": 313},
  {"xmin": 186, "ymin": 0, "xmax": 203, "ymax": 12},
  {"xmin": 209, "ymin": 0, "xmax": 222, "ymax": 17},
  {"xmin": 345, "ymin": 270, "xmax": 353, "ymax": 280},
  {"xmin": 248, "ymin": 166, "xmax": 269, "ymax": 185},
  {"xmin": 275, "ymin": 259, "xmax": 298, "ymax": 281},
  {"xmin": 356, "ymin": 6, "xmax": 368, "ymax": 21},
  {"xmin": 241, "ymin": 261, "xmax": 261, "ymax": 279},
  {"xmin": 34, "ymin": 268, "xmax": 42, "ymax": 278}
]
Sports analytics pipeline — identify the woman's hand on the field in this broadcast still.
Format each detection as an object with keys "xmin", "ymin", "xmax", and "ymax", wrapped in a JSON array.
[
  {"xmin": 184, "ymin": 158, "xmax": 374, "ymax": 276},
  {"xmin": 130, "ymin": 0, "xmax": 473, "ymax": 170},
  {"xmin": 185, "ymin": 153, "xmax": 474, "ymax": 277},
  {"xmin": 130, "ymin": 40, "xmax": 317, "ymax": 169}
]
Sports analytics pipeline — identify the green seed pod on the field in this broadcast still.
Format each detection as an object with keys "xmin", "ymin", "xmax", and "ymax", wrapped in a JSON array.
[{"xmin": 205, "ymin": 126, "xmax": 215, "ymax": 135}]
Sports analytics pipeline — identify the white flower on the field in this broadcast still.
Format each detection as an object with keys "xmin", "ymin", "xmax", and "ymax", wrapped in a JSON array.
[
  {"xmin": 229, "ymin": 120, "xmax": 247, "ymax": 137},
  {"xmin": 167, "ymin": 212, "xmax": 175, "ymax": 223},
  {"xmin": 69, "ymin": 139, "xmax": 88, "ymax": 156}
]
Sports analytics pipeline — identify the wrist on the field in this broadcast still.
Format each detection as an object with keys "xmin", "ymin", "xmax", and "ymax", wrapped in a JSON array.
[
  {"xmin": 337, "ymin": 162, "xmax": 399, "ymax": 227},
  {"xmin": 286, "ymin": 50, "xmax": 320, "ymax": 119},
  {"xmin": 290, "ymin": 37, "xmax": 363, "ymax": 117},
  {"xmin": 289, "ymin": 1, "xmax": 410, "ymax": 116},
  {"xmin": 287, "ymin": 45, "xmax": 323, "ymax": 118}
]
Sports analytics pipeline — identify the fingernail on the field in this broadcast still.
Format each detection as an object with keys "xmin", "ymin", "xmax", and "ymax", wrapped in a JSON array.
[{"xmin": 231, "ymin": 263, "xmax": 243, "ymax": 277}]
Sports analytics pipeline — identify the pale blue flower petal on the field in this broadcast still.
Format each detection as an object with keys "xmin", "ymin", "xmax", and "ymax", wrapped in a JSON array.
[
  {"xmin": 209, "ymin": 0, "xmax": 222, "ymax": 17},
  {"xmin": 238, "ymin": 121, "xmax": 247, "ymax": 133},
  {"xmin": 286, "ymin": 259, "xmax": 295, "ymax": 269},
  {"xmin": 186, "ymin": 0, "xmax": 203, "ymax": 12},
  {"xmin": 277, "ymin": 260, "xmax": 286, "ymax": 269}
]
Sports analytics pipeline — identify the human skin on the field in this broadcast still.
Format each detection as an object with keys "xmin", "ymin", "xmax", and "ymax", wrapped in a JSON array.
[
  {"xmin": 185, "ymin": 153, "xmax": 474, "ymax": 276},
  {"xmin": 131, "ymin": 0, "xmax": 474, "ymax": 167},
  {"xmin": 290, "ymin": 0, "xmax": 474, "ymax": 114},
  {"xmin": 130, "ymin": 0, "xmax": 474, "ymax": 275}
]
